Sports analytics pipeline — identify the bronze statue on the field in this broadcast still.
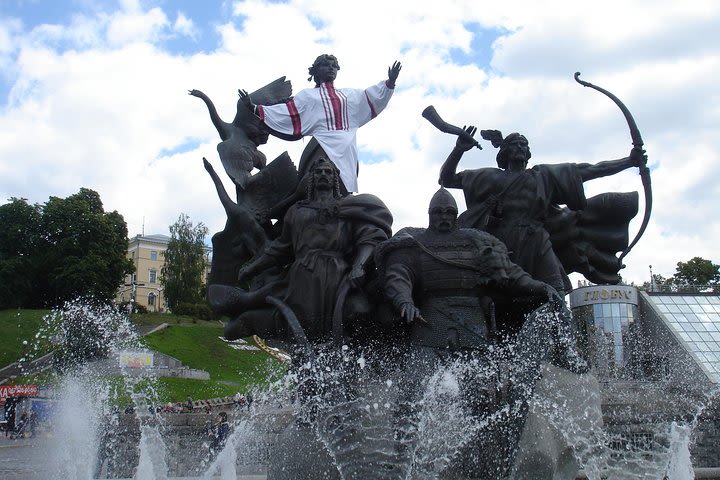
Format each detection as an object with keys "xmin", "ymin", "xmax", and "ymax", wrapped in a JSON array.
[
  {"xmin": 189, "ymin": 77, "xmax": 292, "ymax": 193},
  {"xmin": 375, "ymin": 188, "xmax": 580, "ymax": 479},
  {"xmin": 232, "ymin": 157, "xmax": 392, "ymax": 342},
  {"xmin": 377, "ymin": 187, "xmax": 560, "ymax": 350},
  {"xmin": 438, "ymin": 126, "xmax": 644, "ymax": 293},
  {"xmin": 192, "ymin": 68, "xmax": 647, "ymax": 479},
  {"xmin": 201, "ymin": 148, "xmax": 300, "ymax": 286},
  {"xmin": 239, "ymin": 54, "xmax": 401, "ymax": 193}
]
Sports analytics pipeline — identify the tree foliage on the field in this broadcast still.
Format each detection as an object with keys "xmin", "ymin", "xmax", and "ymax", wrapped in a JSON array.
[
  {"xmin": 0, "ymin": 198, "xmax": 41, "ymax": 308},
  {"xmin": 638, "ymin": 273, "xmax": 672, "ymax": 292},
  {"xmin": 50, "ymin": 298, "xmax": 131, "ymax": 373},
  {"xmin": 0, "ymin": 189, "xmax": 134, "ymax": 308},
  {"xmin": 639, "ymin": 258, "xmax": 720, "ymax": 292},
  {"xmin": 162, "ymin": 213, "xmax": 209, "ymax": 311},
  {"xmin": 671, "ymin": 257, "xmax": 720, "ymax": 291}
]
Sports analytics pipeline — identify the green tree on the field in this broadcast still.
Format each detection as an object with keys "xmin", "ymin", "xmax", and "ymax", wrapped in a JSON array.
[
  {"xmin": 162, "ymin": 213, "xmax": 209, "ymax": 311},
  {"xmin": 638, "ymin": 273, "xmax": 672, "ymax": 292},
  {"xmin": 50, "ymin": 298, "xmax": 130, "ymax": 373},
  {"xmin": 38, "ymin": 188, "xmax": 134, "ymax": 305},
  {"xmin": 671, "ymin": 257, "xmax": 720, "ymax": 292},
  {"xmin": 0, "ymin": 188, "xmax": 133, "ymax": 308},
  {"xmin": 0, "ymin": 198, "xmax": 42, "ymax": 308}
]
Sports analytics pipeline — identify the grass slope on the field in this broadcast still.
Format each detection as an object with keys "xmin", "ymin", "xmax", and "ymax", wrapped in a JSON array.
[
  {"xmin": 0, "ymin": 309, "xmax": 50, "ymax": 366},
  {"xmin": 131, "ymin": 312, "xmax": 219, "ymax": 328},
  {"xmin": 142, "ymin": 324, "xmax": 287, "ymax": 400},
  {"xmin": 0, "ymin": 309, "xmax": 287, "ymax": 403}
]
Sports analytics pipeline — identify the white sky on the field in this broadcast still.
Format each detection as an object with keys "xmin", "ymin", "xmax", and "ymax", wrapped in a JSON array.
[{"xmin": 1, "ymin": 0, "xmax": 719, "ymax": 286}]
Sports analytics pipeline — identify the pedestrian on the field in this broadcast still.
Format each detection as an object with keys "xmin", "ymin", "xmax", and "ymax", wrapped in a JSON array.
[
  {"xmin": 209, "ymin": 411, "xmax": 230, "ymax": 459},
  {"xmin": 12, "ymin": 411, "xmax": 28, "ymax": 439},
  {"xmin": 3, "ymin": 397, "xmax": 17, "ymax": 437},
  {"xmin": 25, "ymin": 411, "xmax": 36, "ymax": 438}
]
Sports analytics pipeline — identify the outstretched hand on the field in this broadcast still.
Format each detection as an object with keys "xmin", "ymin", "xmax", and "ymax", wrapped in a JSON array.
[
  {"xmin": 629, "ymin": 146, "xmax": 648, "ymax": 168},
  {"xmin": 388, "ymin": 61, "xmax": 402, "ymax": 85},
  {"xmin": 456, "ymin": 125, "xmax": 478, "ymax": 152},
  {"xmin": 400, "ymin": 302, "xmax": 427, "ymax": 325},
  {"xmin": 545, "ymin": 285, "xmax": 565, "ymax": 306}
]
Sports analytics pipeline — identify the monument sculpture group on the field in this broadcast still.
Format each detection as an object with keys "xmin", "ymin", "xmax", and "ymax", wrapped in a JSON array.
[{"xmin": 190, "ymin": 54, "xmax": 649, "ymax": 479}]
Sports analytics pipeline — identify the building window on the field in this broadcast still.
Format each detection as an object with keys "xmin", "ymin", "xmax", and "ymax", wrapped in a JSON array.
[
  {"xmin": 572, "ymin": 301, "xmax": 639, "ymax": 379},
  {"xmin": 148, "ymin": 293, "xmax": 156, "ymax": 306},
  {"xmin": 150, "ymin": 250, "xmax": 158, "ymax": 261},
  {"xmin": 149, "ymin": 269, "xmax": 157, "ymax": 284}
]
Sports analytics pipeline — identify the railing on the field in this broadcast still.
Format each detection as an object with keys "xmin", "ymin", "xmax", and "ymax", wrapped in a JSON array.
[{"xmin": 646, "ymin": 284, "xmax": 720, "ymax": 294}]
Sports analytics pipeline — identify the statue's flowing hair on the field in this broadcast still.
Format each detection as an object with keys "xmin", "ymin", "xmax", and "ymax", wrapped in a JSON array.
[{"xmin": 306, "ymin": 158, "xmax": 342, "ymax": 200}]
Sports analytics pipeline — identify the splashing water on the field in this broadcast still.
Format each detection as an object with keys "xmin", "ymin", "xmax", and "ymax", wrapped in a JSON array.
[
  {"xmin": 201, "ymin": 419, "xmax": 258, "ymax": 480},
  {"xmin": 666, "ymin": 423, "xmax": 694, "ymax": 480},
  {"xmin": 46, "ymin": 370, "xmax": 107, "ymax": 479},
  {"xmin": 19, "ymin": 298, "xmax": 170, "ymax": 479},
  {"xmin": 11, "ymin": 298, "xmax": 717, "ymax": 479},
  {"xmin": 243, "ymin": 304, "xmax": 716, "ymax": 480}
]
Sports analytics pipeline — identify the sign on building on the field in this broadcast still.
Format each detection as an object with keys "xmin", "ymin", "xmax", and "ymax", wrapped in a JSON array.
[
  {"xmin": 569, "ymin": 285, "xmax": 638, "ymax": 308},
  {"xmin": 0, "ymin": 384, "xmax": 39, "ymax": 399},
  {"xmin": 118, "ymin": 351, "xmax": 154, "ymax": 368}
]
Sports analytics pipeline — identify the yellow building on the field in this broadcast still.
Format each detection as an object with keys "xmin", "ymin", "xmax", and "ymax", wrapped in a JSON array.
[
  {"xmin": 117, "ymin": 234, "xmax": 170, "ymax": 312},
  {"xmin": 116, "ymin": 233, "xmax": 212, "ymax": 312}
]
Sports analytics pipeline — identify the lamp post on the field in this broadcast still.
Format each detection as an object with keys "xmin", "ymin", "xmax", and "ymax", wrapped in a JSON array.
[
  {"xmin": 123, "ymin": 281, "xmax": 145, "ymax": 313},
  {"xmin": 649, "ymin": 265, "xmax": 654, "ymax": 292}
]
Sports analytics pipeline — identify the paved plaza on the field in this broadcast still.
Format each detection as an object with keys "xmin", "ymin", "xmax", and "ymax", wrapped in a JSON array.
[
  {"xmin": 0, "ymin": 434, "xmax": 268, "ymax": 480},
  {"xmin": 0, "ymin": 435, "xmax": 57, "ymax": 480}
]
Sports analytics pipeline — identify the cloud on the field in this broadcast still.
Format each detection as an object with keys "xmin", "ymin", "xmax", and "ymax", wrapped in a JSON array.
[
  {"xmin": 1, "ymin": 0, "xmax": 719, "ymax": 286},
  {"xmin": 173, "ymin": 12, "xmax": 198, "ymax": 40},
  {"xmin": 0, "ymin": 18, "xmax": 23, "ymax": 83},
  {"xmin": 488, "ymin": 1, "xmax": 720, "ymax": 76},
  {"xmin": 106, "ymin": 6, "xmax": 169, "ymax": 46}
]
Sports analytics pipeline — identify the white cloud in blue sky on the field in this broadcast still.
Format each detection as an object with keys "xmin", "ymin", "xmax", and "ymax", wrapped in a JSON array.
[{"xmin": 1, "ymin": 0, "xmax": 719, "ymax": 285}]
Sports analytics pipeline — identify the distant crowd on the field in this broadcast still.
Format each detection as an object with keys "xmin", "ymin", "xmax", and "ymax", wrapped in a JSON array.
[
  {"xmin": 118, "ymin": 392, "xmax": 253, "ymax": 416},
  {"xmin": 2, "ymin": 396, "xmax": 37, "ymax": 439}
]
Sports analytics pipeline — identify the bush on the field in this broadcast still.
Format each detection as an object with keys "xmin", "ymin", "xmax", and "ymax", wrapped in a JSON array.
[
  {"xmin": 174, "ymin": 302, "xmax": 217, "ymax": 321},
  {"xmin": 118, "ymin": 301, "xmax": 148, "ymax": 314},
  {"xmin": 51, "ymin": 298, "xmax": 131, "ymax": 373}
]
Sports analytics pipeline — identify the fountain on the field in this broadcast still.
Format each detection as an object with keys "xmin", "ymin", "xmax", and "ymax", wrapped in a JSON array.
[
  {"xmin": 13, "ymin": 300, "xmax": 169, "ymax": 479},
  {"xmin": 6, "ymin": 61, "xmax": 719, "ymax": 480},
  {"xmin": 7, "ymin": 290, "xmax": 718, "ymax": 479},
  {"xmin": 191, "ymin": 57, "xmax": 719, "ymax": 479}
]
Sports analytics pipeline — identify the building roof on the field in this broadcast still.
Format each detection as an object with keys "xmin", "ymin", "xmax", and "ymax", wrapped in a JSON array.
[
  {"xmin": 646, "ymin": 293, "xmax": 720, "ymax": 383},
  {"xmin": 130, "ymin": 234, "xmax": 171, "ymax": 245}
]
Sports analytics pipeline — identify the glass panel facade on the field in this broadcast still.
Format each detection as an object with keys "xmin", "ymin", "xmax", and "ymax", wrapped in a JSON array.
[
  {"xmin": 572, "ymin": 300, "xmax": 638, "ymax": 378},
  {"xmin": 647, "ymin": 294, "xmax": 720, "ymax": 383}
]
